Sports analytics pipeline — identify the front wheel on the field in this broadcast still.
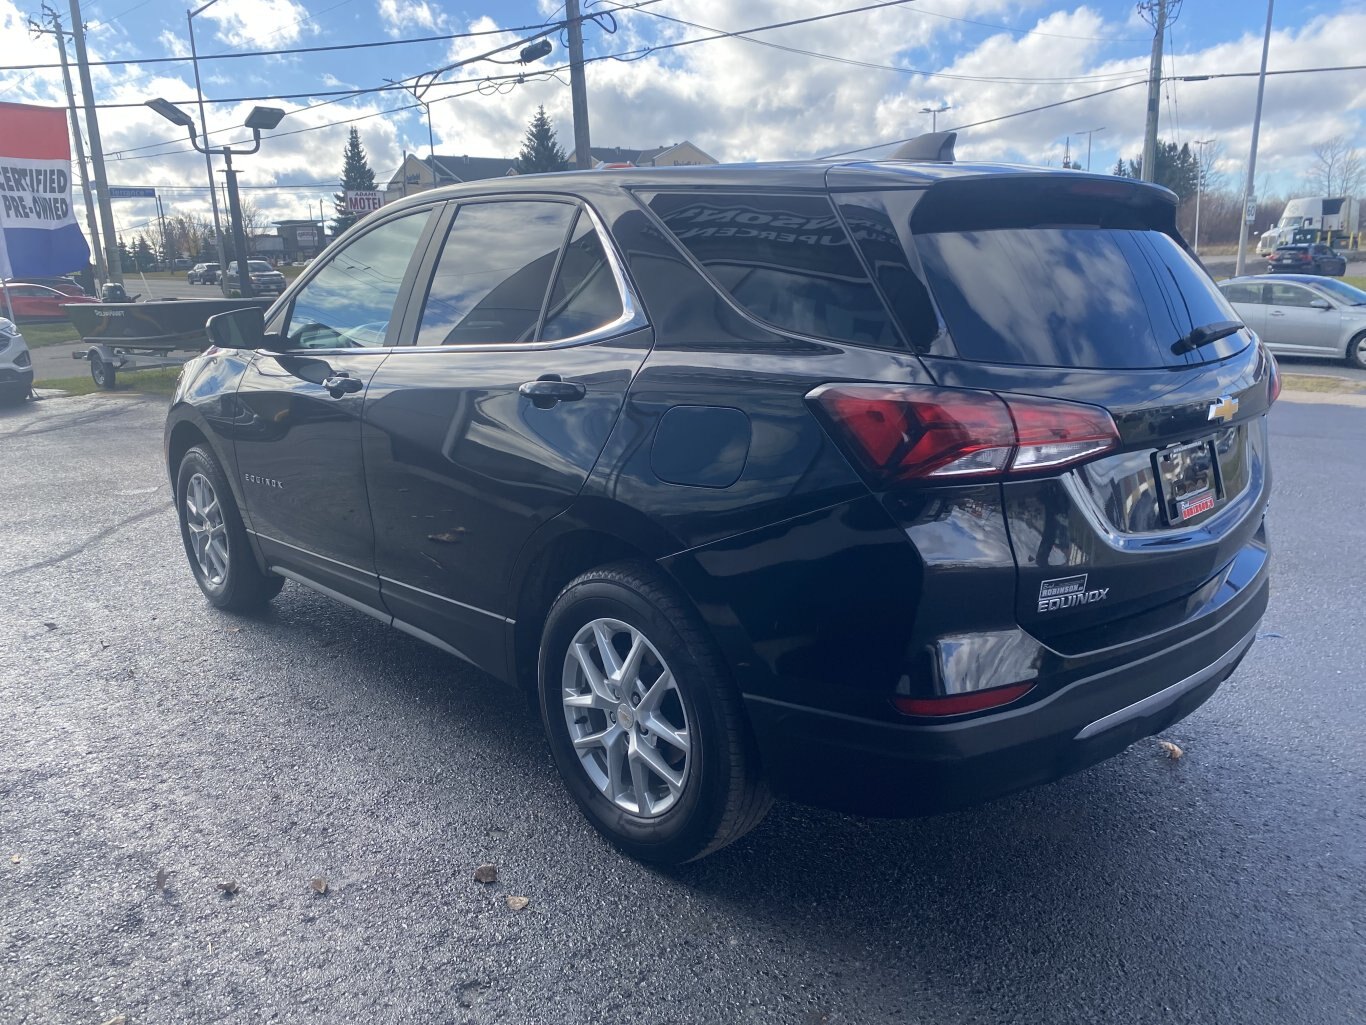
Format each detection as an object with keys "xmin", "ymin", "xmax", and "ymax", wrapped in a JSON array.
[
  {"xmin": 89, "ymin": 356, "xmax": 115, "ymax": 390},
  {"xmin": 175, "ymin": 445, "xmax": 284, "ymax": 611},
  {"xmin": 538, "ymin": 562, "xmax": 771, "ymax": 864},
  {"xmin": 1348, "ymin": 332, "xmax": 1366, "ymax": 371}
]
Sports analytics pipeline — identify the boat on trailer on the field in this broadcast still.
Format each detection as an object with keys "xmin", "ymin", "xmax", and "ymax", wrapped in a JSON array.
[{"xmin": 64, "ymin": 297, "xmax": 272, "ymax": 389}]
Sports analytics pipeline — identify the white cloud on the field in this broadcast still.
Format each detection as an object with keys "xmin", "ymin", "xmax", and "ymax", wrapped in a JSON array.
[
  {"xmin": 377, "ymin": 0, "xmax": 449, "ymax": 38},
  {"xmin": 201, "ymin": 0, "xmax": 313, "ymax": 49}
]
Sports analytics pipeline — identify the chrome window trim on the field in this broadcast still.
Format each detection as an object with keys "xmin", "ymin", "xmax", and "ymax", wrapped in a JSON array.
[{"xmin": 254, "ymin": 198, "xmax": 646, "ymax": 359}]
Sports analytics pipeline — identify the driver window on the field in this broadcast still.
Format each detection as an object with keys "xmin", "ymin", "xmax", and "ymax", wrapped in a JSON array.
[
  {"xmin": 1268, "ymin": 283, "xmax": 1316, "ymax": 309},
  {"xmin": 282, "ymin": 210, "xmax": 430, "ymax": 349}
]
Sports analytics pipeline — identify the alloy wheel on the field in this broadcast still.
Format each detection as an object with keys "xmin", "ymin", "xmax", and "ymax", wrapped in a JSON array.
[
  {"xmin": 184, "ymin": 472, "xmax": 229, "ymax": 586},
  {"xmin": 561, "ymin": 618, "xmax": 691, "ymax": 817}
]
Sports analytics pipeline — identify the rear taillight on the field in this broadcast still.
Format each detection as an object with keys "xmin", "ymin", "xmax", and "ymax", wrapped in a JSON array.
[{"xmin": 809, "ymin": 383, "xmax": 1119, "ymax": 486}]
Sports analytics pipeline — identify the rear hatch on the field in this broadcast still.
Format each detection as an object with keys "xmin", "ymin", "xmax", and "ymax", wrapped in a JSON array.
[
  {"xmin": 1271, "ymin": 246, "xmax": 1312, "ymax": 268},
  {"xmin": 850, "ymin": 174, "xmax": 1273, "ymax": 646}
]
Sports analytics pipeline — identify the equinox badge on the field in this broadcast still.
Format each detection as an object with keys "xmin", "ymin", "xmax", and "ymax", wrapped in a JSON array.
[{"xmin": 1207, "ymin": 395, "xmax": 1239, "ymax": 422}]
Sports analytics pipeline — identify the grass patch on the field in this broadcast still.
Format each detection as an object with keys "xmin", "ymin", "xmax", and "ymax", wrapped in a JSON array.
[
  {"xmin": 1342, "ymin": 275, "xmax": 1366, "ymax": 291},
  {"xmin": 18, "ymin": 321, "xmax": 82, "ymax": 348},
  {"xmin": 1280, "ymin": 373, "xmax": 1366, "ymax": 394},
  {"xmin": 34, "ymin": 368, "xmax": 181, "ymax": 398}
]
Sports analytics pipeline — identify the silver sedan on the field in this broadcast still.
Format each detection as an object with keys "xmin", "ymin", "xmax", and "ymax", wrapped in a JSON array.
[{"xmin": 1219, "ymin": 274, "xmax": 1366, "ymax": 370}]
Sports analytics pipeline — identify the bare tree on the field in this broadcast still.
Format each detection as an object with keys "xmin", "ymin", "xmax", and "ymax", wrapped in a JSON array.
[
  {"xmin": 239, "ymin": 199, "xmax": 268, "ymax": 238},
  {"xmin": 1306, "ymin": 135, "xmax": 1364, "ymax": 196}
]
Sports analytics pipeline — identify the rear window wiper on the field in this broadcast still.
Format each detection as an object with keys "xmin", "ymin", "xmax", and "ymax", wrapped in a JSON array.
[{"xmin": 1172, "ymin": 320, "xmax": 1243, "ymax": 355}]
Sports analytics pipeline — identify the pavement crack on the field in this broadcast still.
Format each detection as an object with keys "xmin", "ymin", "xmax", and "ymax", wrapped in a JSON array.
[{"xmin": 3, "ymin": 501, "xmax": 174, "ymax": 578}]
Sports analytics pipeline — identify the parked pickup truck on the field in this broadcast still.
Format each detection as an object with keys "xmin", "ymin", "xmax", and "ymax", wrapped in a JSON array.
[{"xmin": 224, "ymin": 260, "xmax": 286, "ymax": 296}]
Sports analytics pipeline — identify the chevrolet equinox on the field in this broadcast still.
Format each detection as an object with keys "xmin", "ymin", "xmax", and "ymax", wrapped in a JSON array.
[{"xmin": 166, "ymin": 141, "xmax": 1274, "ymax": 864}]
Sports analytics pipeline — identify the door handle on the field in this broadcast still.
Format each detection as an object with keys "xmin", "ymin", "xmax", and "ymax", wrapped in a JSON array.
[
  {"xmin": 322, "ymin": 373, "xmax": 363, "ymax": 398},
  {"xmin": 1269, "ymin": 311, "xmax": 1285, "ymax": 317},
  {"xmin": 519, "ymin": 375, "xmax": 586, "ymax": 408}
]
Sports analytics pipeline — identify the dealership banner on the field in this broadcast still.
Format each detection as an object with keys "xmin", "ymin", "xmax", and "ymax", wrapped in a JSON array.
[{"xmin": 0, "ymin": 102, "xmax": 91, "ymax": 277}]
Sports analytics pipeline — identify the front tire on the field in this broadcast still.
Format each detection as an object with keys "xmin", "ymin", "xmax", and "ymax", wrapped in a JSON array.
[
  {"xmin": 538, "ymin": 562, "xmax": 771, "ymax": 864},
  {"xmin": 175, "ymin": 445, "xmax": 284, "ymax": 611},
  {"xmin": 1348, "ymin": 332, "xmax": 1366, "ymax": 371}
]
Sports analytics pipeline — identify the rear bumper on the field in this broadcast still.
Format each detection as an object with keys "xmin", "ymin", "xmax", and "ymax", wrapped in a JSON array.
[{"xmin": 745, "ymin": 562, "xmax": 1268, "ymax": 817}]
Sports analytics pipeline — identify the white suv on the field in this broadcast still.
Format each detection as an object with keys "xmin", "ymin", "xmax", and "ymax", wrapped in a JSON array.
[{"xmin": 0, "ymin": 318, "xmax": 34, "ymax": 404}]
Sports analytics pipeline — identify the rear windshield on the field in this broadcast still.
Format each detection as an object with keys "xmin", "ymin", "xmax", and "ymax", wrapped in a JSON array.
[{"xmin": 915, "ymin": 227, "xmax": 1243, "ymax": 369}]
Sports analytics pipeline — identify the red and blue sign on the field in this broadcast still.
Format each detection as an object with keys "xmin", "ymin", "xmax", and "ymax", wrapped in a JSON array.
[{"xmin": 0, "ymin": 102, "xmax": 91, "ymax": 278}]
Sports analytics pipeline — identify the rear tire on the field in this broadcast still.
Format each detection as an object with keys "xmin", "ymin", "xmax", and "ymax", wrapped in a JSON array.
[
  {"xmin": 538, "ymin": 561, "xmax": 771, "ymax": 864},
  {"xmin": 1348, "ymin": 332, "xmax": 1366, "ymax": 371},
  {"xmin": 175, "ymin": 445, "xmax": 284, "ymax": 611}
]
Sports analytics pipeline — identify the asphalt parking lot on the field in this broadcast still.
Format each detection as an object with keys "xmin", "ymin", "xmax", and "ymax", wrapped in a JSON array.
[{"xmin": 1, "ymin": 390, "xmax": 1363, "ymax": 1025}]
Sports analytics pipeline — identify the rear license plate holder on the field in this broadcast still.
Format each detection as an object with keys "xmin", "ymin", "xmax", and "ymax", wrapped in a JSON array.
[{"xmin": 1154, "ymin": 439, "xmax": 1224, "ymax": 525}]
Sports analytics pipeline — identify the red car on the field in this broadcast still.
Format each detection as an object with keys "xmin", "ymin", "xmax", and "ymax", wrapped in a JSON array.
[{"xmin": 0, "ymin": 283, "xmax": 99, "ymax": 322}]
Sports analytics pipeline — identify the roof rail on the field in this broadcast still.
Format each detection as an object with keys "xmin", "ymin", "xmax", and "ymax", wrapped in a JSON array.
[{"xmin": 889, "ymin": 131, "xmax": 956, "ymax": 163}]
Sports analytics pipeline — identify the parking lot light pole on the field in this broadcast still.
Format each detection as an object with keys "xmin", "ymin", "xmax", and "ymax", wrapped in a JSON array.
[
  {"xmin": 146, "ymin": 98, "xmax": 285, "ymax": 299},
  {"xmin": 188, "ymin": 0, "xmax": 229, "ymax": 293}
]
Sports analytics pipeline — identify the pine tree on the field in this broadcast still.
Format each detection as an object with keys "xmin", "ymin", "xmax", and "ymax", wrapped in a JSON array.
[
  {"xmin": 1124, "ymin": 142, "xmax": 1200, "ymax": 200},
  {"xmin": 116, "ymin": 236, "xmax": 133, "ymax": 273},
  {"xmin": 132, "ymin": 234, "xmax": 156, "ymax": 271},
  {"xmin": 333, "ymin": 127, "xmax": 377, "ymax": 235},
  {"xmin": 514, "ymin": 106, "xmax": 568, "ymax": 174},
  {"xmin": 1112, "ymin": 158, "xmax": 1130, "ymax": 177}
]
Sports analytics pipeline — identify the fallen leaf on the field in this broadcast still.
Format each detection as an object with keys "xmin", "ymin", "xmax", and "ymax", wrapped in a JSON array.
[
  {"xmin": 42, "ymin": 622, "xmax": 57, "ymax": 631},
  {"xmin": 9, "ymin": 854, "xmax": 19, "ymax": 865},
  {"xmin": 505, "ymin": 895, "xmax": 529, "ymax": 911},
  {"xmin": 226, "ymin": 626, "xmax": 241, "ymax": 634},
  {"xmin": 155, "ymin": 869, "xmax": 167, "ymax": 890},
  {"xmin": 217, "ymin": 880, "xmax": 239, "ymax": 896},
  {"xmin": 309, "ymin": 877, "xmax": 328, "ymax": 895},
  {"xmin": 473, "ymin": 863, "xmax": 497, "ymax": 884},
  {"xmin": 100, "ymin": 1016, "xmax": 127, "ymax": 1025},
  {"xmin": 1157, "ymin": 740, "xmax": 1184, "ymax": 760}
]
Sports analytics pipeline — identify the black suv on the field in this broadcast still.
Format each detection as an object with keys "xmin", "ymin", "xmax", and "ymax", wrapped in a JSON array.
[
  {"xmin": 166, "ymin": 150, "xmax": 1273, "ymax": 864},
  {"xmin": 1268, "ymin": 242, "xmax": 1347, "ymax": 276}
]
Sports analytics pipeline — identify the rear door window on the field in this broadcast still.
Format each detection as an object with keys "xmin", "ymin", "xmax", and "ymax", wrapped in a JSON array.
[
  {"xmin": 540, "ymin": 211, "xmax": 624, "ymax": 342},
  {"xmin": 645, "ymin": 191, "xmax": 900, "ymax": 347},
  {"xmin": 1221, "ymin": 283, "xmax": 1264, "ymax": 304},
  {"xmin": 915, "ymin": 227, "xmax": 1243, "ymax": 368},
  {"xmin": 416, "ymin": 201, "xmax": 574, "ymax": 346}
]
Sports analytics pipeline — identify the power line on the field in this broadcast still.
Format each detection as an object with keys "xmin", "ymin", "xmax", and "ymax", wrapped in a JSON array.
[
  {"xmin": 615, "ymin": 2, "xmax": 1149, "ymax": 85},
  {"xmin": 820, "ymin": 79, "xmax": 1151, "ymax": 158},
  {"xmin": 0, "ymin": 16, "xmax": 582, "ymax": 72}
]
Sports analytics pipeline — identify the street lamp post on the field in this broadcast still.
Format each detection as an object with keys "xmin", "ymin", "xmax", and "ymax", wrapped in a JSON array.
[
  {"xmin": 146, "ymin": 98, "xmax": 285, "ymax": 299},
  {"xmin": 920, "ymin": 103, "xmax": 952, "ymax": 132},
  {"xmin": 187, "ymin": 0, "xmax": 229, "ymax": 293},
  {"xmin": 1192, "ymin": 138, "xmax": 1215, "ymax": 254},
  {"xmin": 1077, "ymin": 127, "xmax": 1106, "ymax": 171}
]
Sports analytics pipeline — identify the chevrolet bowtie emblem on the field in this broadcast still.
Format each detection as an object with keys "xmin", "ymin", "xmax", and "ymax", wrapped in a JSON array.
[{"xmin": 1207, "ymin": 395, "xmax": 1239, "ymax": 422}]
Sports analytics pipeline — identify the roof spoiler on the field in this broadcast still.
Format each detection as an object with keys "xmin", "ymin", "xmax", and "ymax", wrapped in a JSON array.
[{"xmin": 889, "ymin": 131, "xmax": 956, "ymax": 163}]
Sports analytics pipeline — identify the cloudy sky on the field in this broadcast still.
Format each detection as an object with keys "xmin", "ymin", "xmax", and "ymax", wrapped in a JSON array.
[{"xmin": 1, "ymin": 0, "xmax": 1362, "ymax": 238}]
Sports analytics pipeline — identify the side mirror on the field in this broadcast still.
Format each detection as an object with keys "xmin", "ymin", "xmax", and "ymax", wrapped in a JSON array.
[
  {"xmin": 206, "ymin": 305, "xmax": 266, "ymax": 350},
  {"xmin": 1309, "ymin": 299, "xmax": 1332, "ymax": 311}
]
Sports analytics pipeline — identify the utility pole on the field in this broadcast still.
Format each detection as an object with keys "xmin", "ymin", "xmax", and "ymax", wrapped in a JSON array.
[
  {"xmin": 32, "ymin": 6, "xmax": 107, "ymax": 286},
  {"xmin": 67, "ymin": 0, "xmax": 122, "ymax": 282},
  {"xmin": 1192, "ymin": 138, "xmax": 1215, "ymax": 254},
  {"xmin": 1137, "ymin": 0, "xmax": 1178, "ymax": 182},
  {"xmin": 565, "ymin": 0, "xmax": 592, "ymax": 169},
  {"xmin": 1235, "ymin": 0, "xmax": 1274, "ymax": 277}
]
